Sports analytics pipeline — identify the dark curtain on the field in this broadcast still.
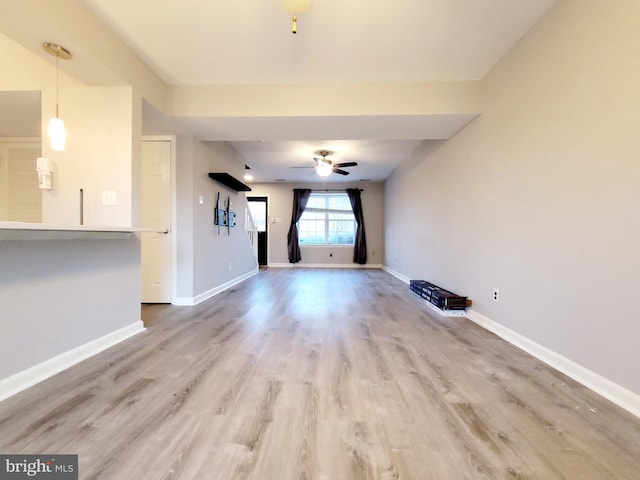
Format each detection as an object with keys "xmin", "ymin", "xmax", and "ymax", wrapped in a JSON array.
[
  {"xmin": 346, "ymin": 188, "xmax": 367, "ymax": 265},
  {"xmin": 287, "ymin": 188, "xmax": 312, "ymax": 263}
]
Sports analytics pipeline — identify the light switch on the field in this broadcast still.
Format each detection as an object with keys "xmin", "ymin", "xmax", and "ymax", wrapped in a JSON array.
[
  {"xmin": 102, "ymin": 190, "xmax": 117, "ymax": 206},
  {"xmin": 199, "ymin": 195, "xmax": 204, "ymax": 205}
]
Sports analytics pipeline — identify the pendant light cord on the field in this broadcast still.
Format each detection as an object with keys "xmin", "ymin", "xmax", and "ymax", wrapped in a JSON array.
[{"xmin": 55, "ymin": 48, "xmax": 60, "ymax": 119}]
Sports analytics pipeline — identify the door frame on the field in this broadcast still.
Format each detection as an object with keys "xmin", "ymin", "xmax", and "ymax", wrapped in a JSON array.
[
  {"xmin": 141, "ymin": 135, "xmax": 177, "ymax": 303},
  {"xmin": 247, "ymin": 195, "xmax": 269, "ymax": 266}
]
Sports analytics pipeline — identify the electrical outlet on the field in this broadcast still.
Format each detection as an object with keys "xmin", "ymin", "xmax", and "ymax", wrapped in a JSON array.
[{"xmin": 492, "ymin": 288, "xmax": 500, "ymax": 303}]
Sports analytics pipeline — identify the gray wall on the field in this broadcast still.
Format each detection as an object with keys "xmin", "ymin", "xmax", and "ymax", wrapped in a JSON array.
[
  {"xmin": 175, "ymin": 137, "xmax": 257, "ymax": 301},
  {"xmin": 0, "ymin": 237, "xmax": 141, "ymax": 379},
  {"xmin": 385, "ymin": 0, "xmax": 640, "ymax": 395},
  {"xmin": 249, "ymin": 182, "xmax": 384, "ymax": 266},
  {"xmin": 175, "ymin": 136, "xmax": 195, "ymax": 299}
]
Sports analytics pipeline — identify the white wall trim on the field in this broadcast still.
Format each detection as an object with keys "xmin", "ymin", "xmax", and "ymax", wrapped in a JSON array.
[
  {"xmin": 173, "ymin": 268, "xmax": 259, "ymax": 306},
  {"xmin": 382, "ymin": 265, "xmax": 410, "ymax": 283},
  {"xmin": 0, "ymin": 321, "xmax": 145, "ymax": 403},
  {"xmin": 466, "ymin": 309, "xmax": 640, "ymax": 419},
  {"xmin": 421, "ymin": 300, "xmax": 467, "ymax": 317},
  {"xmin": 270, "ymin": 263, "xmax": 383, "ymax": 269}
]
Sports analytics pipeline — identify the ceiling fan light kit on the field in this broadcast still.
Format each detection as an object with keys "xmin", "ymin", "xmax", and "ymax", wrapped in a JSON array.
[
  {"xmin": 315, "ymin": 162, "xmax": 333, "ymax": 177},
  {"xmin": 314, "ymin": 150, "xmax": 335, "ymax": 177},
  {"xmin": 289, "ymin": 149, "xmax": 358, "ymax": 178}
]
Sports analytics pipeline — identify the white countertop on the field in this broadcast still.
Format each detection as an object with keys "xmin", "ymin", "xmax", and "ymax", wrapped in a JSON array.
[{"xmin": 0, "ymin": 222, "xmax": 168, "ymax": 240}]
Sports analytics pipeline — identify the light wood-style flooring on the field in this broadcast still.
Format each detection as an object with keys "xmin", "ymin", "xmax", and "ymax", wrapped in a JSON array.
[{"xmin": 1, "ymin": 268, "xmax": 639, "ymax": 479}]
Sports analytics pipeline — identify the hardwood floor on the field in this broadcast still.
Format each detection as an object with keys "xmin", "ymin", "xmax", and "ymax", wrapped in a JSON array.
[{"xmin": 1, "ymin": 268, "xmax": 639, "ymax": 479}]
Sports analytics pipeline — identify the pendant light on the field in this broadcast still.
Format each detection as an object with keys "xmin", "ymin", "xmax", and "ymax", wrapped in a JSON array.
[{"xmin": 43, "ymin": 42, "xmax": 71, "ymax": 151}]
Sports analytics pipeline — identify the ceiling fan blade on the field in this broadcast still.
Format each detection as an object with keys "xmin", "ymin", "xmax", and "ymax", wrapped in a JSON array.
[
  {"xmin": 333, "ymin": 168, "xmax": 350, "ymax": 175},
  {"xmin": 333, "ymin": 162, "xmax": 357, "ymax": 168}
]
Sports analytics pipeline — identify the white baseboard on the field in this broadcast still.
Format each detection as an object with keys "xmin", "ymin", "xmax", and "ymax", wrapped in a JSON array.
[
  {"xmin": 0, "ymin": 321, "xmax": 145, "ymax": 402},
  {"xmin": 269, "ymin": 263, "xmax": 383, "ymax": 269},
  {"xmin": 382, "ymin": 265, "xmax": 410, "ymax": 283},
  {"xmin": 172, "ymin": 297, "xmax": 194, "ymax": 306},
  {"xmin": 173, "ymin": 268, "xmax": 259, "ymax": 307},
  {"xmin": 421, "ymin": 299, "xmax": 467, "ymax": 317},
  {"xmin": 466, "ymin": 309, "xmax": 640, "ymax": 419}
]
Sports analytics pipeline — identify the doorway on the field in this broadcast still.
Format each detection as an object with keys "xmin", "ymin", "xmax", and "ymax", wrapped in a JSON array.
[{"xmin": 247, "ymin": 196, "xmax": 268, "ymax": 266}]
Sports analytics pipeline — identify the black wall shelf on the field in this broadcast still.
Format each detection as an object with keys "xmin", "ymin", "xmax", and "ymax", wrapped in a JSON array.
[{"xmin": 208, "ymin": 173, "xmax": 252, "ymax": 192}]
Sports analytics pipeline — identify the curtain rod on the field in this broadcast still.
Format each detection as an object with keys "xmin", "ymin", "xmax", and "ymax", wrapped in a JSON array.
[{"xmin": 308, "ymin": 188, "xmax": 363, "ymax": 192}]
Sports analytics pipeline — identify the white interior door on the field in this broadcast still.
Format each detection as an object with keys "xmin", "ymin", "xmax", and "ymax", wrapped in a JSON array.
[{"xmin": 141, "ymin": 140, "xmax": 171, "ymax": 303}]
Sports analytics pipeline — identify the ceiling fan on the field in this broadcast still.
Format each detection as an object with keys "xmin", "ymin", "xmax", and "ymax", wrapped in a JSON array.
[{"xmin": 290, "ymin": 150, "xmax": 358, "ymax": 177}]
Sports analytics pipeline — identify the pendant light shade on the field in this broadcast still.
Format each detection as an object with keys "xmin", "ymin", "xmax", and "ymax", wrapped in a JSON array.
[
  {"xmin": 43, "ymin": 42, "xmax": 71, "ymax": 152},
  {"xmin": 48, "ymin": 117, "xmax": 66, "ymax": 151}
]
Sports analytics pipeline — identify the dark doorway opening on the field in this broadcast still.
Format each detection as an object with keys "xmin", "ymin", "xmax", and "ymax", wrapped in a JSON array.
[{"xmin": 248, "ymin": 196, "xmax": 268, "ymax": 266}]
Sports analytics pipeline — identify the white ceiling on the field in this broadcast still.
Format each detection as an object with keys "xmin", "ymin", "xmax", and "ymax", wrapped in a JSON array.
[
  {"xmin": 3, "ymin": 1, "xmax": 559, "ymax": 183},
  {"xmin": 141, "ymin": 101, "xmax": 478, "ymax": 181},
  {"xmin": 231, "ymin": 139, "xmax": 424, "ymax": 183},
  {"xmin": 81, "ymin": 0, "xmax": 558, "ymax": 86}
]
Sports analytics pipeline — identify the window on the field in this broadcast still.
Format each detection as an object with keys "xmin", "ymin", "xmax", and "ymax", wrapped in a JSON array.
[{"xmin": 298, "ymin": 193, "xmax": 355, "ymax": 245}]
